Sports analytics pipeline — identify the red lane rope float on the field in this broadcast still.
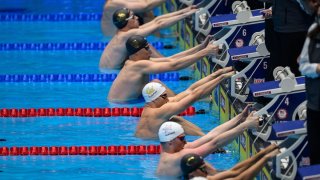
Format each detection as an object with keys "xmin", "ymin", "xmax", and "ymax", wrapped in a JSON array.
[
  {"xmin": 0, "ymin": 106, "xmax": 196, "ymax": 118},
  {"xmin": 0, "ymin": 145, "xmax": 161, "ymax": 156}
]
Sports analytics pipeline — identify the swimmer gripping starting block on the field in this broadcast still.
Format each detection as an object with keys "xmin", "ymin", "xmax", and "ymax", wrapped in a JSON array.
[
  {"xmin": 254, "ymin": 120, "xmax": 310, "ymax": 179},
  {"xmin": 297, "ymin": 165, "xmax": 320, "ymax": 180},
  {"xmin": 229, "ymin": 30, "xmax": 270, "ymax": 102},
  {"xmin": 249, "ymin": 67, "xmax": 307, "ymax": 122},
  {"xmin": 273, "ymin": 134, "xmax": 310, "ymax": 180},
  {"xmin": 208, "ymin": 16, "xmax": 265, "ymax": 67},
  {"xmin": 252, "ymin": 91, "xmax": 306, "ymax": 123},
  {"xmin": 230, "ymin": 57, "xmax": 269, "ymax": 102}
]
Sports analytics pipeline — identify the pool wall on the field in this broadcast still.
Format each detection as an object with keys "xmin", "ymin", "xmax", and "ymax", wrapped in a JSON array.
[{"xmin": 165, "ymin": 1, "xmax": 273, "ymax": 179}]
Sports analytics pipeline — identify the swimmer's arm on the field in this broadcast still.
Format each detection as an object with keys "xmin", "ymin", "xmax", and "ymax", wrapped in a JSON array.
[
  {"xmin": 173, "ymin": 68, "xmax": 234, "ymax": 102},
  {"xmin": 185, "ymin": 109, "xmax": 244, "ymax": 148},
  {"xmin": 168, "ymin": 36, "xmax": 213, "ymax": 59},
  {"xmin": 144, "ymin": 5, "xmax": 197, "ymax": 24},
  {"xmin": 134, "ymin": 48, "xmax": 210, "ymax": 73},
  {"xmin": 109, "ymin": 0, "xmax": 165, "ymax": 12},
  {"xmin": 188, "ymin": 122, "xmax": 249, "ymax": 158},
  {"xmin": 149, "ymin": 44, "xmax": 164, "ymax": 58},
  {"xmin": 187, "ymin": 67, "xmax": 232, "ymax": 92},
  {"xmin": 156, "ymin": 73, "xmax": 230, "ymax": 119},
  {"xmin": 228, "ymin": 149, "xmax": 279, "ymax": 180},
  {"xmin": 132, "ymin": 9, "xmax": 197, "ymax": 37},
  {"xmin": 168, "ymin": 43, "xmax": 205, "ymax": 59},
  {"xmin": 153, "ymin": 92, "xmax": 202, "ymax": 120}
]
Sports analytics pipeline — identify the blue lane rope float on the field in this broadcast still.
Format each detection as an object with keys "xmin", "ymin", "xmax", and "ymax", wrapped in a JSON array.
[
  {"xmin": 0, "ymin": 72, "xmax": 180, "ymax": 82},
  {"xmin": 0, "ymin": 13, "xmax": 102, "ymax": 21},
  {"xmin": 0, "ymin": 42, "xmax": 168, "ymax": 51}
]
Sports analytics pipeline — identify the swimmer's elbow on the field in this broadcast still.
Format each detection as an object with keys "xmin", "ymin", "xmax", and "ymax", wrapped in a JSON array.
[{"xmin": 167, "ymin": 61, "xmax": 179, "ymax": 70}]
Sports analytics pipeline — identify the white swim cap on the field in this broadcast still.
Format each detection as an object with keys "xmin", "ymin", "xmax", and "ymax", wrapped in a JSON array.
[
  {"xmin": 190, "ymin": 177, "xmax": 208, "ymax": 180},
  {"xmin": 142, "ymin": 82, "xmax": 166, "ymax": 102},
  {"xmin": 158, "ymin": 122, "xmax": 184, "ymax": 142}
]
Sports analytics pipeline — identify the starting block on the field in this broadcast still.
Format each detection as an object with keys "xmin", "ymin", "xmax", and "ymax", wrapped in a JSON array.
[
  {"xmin": 250, "ymin": 67, "xmax": 305, "ymax": 97},
  {"xmin": 296, "ymin": 165, "xmax": 320, "ymax": 180},
  {"xmin": 253, "ymin": 120, "xmax": 306, "ymax": 141},
  {"xmin": 273, "ymin": 134, "xmax": 310, "ymax": 180},
  {"xmin": 210, "ymin": 6, "xmax": 264, "ymax": 27},
  {"xmin": 229, "ymin": 30, "xmax": 269, "ymax": 102}
]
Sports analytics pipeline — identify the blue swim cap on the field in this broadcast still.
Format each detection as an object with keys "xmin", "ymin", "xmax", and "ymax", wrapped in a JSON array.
[{"xmin": 113, "ymin": 8, "xmax": 130, "ymax": 29}]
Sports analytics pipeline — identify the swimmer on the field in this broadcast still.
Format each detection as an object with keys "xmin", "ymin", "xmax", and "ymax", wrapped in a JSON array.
[
  {"xmin": 107, "ymin": 35, "xmax": 218, "ymax": 103},
  {"xmin": 135, "ymin": 66, "xmax": 235, "ymax": 139},
  {"xmin": 99, "ymin": 5, "xmax": 198, "ymax": 70},
  {"xmin": 156, "ymin": 106, "xmax": 259, "ymax": 178},
  {"xmin": 180, "ymin": 144, "xmax": 279, "ymax": 180},
  {"xmin": 101, "ymin": 0, "xmax": 166, "ymax": 37}
]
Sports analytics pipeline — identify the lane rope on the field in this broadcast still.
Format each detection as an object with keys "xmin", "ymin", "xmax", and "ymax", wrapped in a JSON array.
[
  {"xmin": 0, "ymin": 145, "xmax": 226, "ymax": 156},
  {"xmin": 0, "ymin": 13, "xmax": 102, "ymax": 21},
  {"xmin": 0, "ymin": 72, "xmax": 181, "ymax": 82},
  {"xmin": 0, "ymin": 145, "xmax": 161, "ymax": 155},
  {"xmin": 0, "ymin": 106, "xmax": 197, "ymax": 117},
  {"xmin": 0, "ymin": 41, "xmax": 169, "ymax": 51}
]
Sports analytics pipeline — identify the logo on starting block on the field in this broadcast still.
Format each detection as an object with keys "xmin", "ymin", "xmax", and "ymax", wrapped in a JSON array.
[
  {"xmin": 231, "ymin": 54, "xmax": 249, "ymax": 60},
  {"xmin": 213, "ymin": 22, "xmax": 229, "ymax": 27},
  {"xmin": 277, "ymin": 109, "xmax": 288, "ymax": 119}
]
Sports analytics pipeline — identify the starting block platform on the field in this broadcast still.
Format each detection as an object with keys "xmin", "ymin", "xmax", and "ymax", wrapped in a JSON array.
[
  {"xmin": 211, "ymin": 9, "xmax": 264, "ymax": 27},
  {"xmin": 250, "ymin": 77, "xmax": 305, "ymax": 97},
  {"xmin": 273, "ymin": 120, "xmax": 306, "ymax": 138},
  {"xmin": 297, "ymin": 165, "xmax": 320, "ymax": 180}
]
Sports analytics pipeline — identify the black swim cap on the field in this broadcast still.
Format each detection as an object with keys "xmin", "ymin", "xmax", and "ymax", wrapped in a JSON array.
[
  {"xmin": 180, "ymin": 153, "xmax": 204, "ymax": 175},
  {"xmin": 113, "ymin": 8, "xmax": 130, "ymax": 29},
  {"xmin": 126, "ymin": 35, "xmax": 148, "ymax": 56}
]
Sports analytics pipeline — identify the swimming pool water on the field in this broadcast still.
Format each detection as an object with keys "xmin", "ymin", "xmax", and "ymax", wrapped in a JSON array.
[
  {"xmin": 0, "ymin": 0, "xmax": 239, "ymax": 179},
  {"xmin": 0, "ymin": 0, "xmax": 105, "ymax": 13},
  {"xmin": 0, "ymin": 22, "xmax": 104, "ymax": 43},
  {"xmin": 0, "ymin": 80, "xmax": 240, "ymax": 179},
  {"xmin": 0, "ymin": 106, "xmax": 239, "ymax": 179}
]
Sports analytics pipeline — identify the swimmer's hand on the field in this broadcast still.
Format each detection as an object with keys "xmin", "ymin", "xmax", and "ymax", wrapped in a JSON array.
[
  {"xmin": 188, "ymin": 5, "xmax": 198, "ymax": 10},
  {"xmin": 222, "ymin": 71, "xmax": 235, "ymax": 79},
  {"xmin": 239, "ymin": 104, "xmax": 253, "ymax": 122},
  {"xmin": 265, "ymin": 148, "xmax": 280, "ymax": 159},
  {"xmin": 204, "ymin": 43, "xmax": 220, "ymax": 55},
  {"xmin": 210, "ymin": 66, "xmax": 233, "ymax": 77},
  {"xmin": 244, "ymin": 111, "xmax": 259, "ymax": 130},
  {"xmin": 182, "ymin": 5, "xmax": 197, "ymax": 13},
  {"xmin": 200, "ymin": 35, "xmax": 214, "ymax": 49},
  {"xmin": 185, "ymin": 8, "xmax": 198, "ymax": 16},
  {"xmin": 261, "ymin": 8, "xmax": 272, "ymax": 19}
]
